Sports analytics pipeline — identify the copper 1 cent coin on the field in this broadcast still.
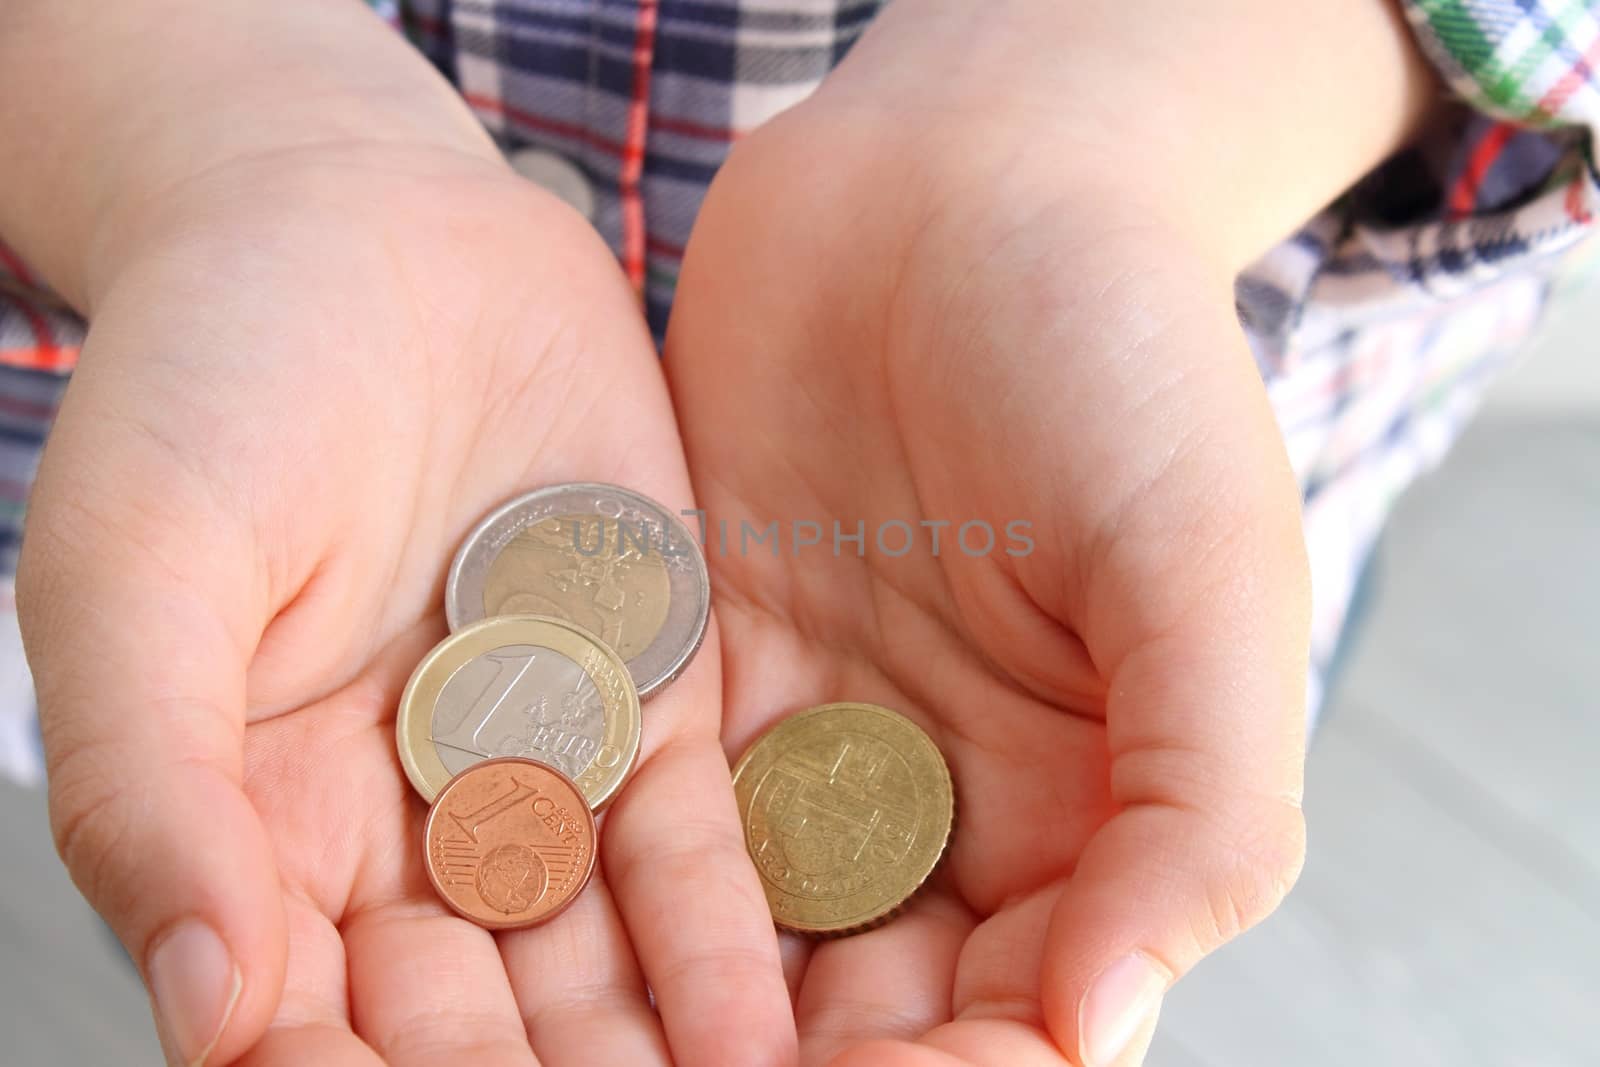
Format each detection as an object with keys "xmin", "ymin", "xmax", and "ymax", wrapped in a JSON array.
[{"xmin": 423, "ymin": 757, "xmax": 597, "ymax": 929}]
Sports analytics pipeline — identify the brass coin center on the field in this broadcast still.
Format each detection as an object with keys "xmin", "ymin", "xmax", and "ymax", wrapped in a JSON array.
[
  {"xmin": 749, "ymin": 732, "xmax": 920, "ymax": 901},
  {"xmin": 733, "ymin": 702, "xmax": 955, "ymax": 935}
]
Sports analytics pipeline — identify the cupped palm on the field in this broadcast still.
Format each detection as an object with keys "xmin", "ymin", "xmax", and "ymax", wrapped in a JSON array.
[
  {"xmin": 666, "ymin": 110, "xmax": 1311, "ymax": 1067},
  {"xmin": 23, "ymin": 144, "xmax": 790, "ymax": 1067}
]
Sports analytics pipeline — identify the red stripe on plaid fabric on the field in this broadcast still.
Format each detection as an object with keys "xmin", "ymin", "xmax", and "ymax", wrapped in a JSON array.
[
  {"xmin": 1535, "ymin": 30, "xmax": 1600, "ymax": 120},
  {"xmin": 620, "ymin": 1, "xmax": 661, "ymax": 289},
  {"xmin": 0, "ymin": 243, "xmax": 73, "ymax": 372},
  {"xmin": 0, "ymin": 341, "xmax": 77, "ymax": 372},
  {"xmin": 460, "ymin": 99, "xmax": 735, "ymax": 155},
  {"xmin": 646, "ymin": 233, "xmax": 686, "ymax": 261},
  {"xmin": 1535, "ymin": 32, "xmax": 1600, "ymax": 222},
  {"xmin": 463, "ymin": 92, "xmax": 629, "ymax": 156},
  {"xmin": 0, "ymin": 392, "xmax": 60, "ymax": 421},
  {"xmin": 405, "ymin": 11, "xmax": 444, "ymax": 37},
  {"xmin": 1447, "ymin": 120, "xmax": 1517, "ymax": 220},
  {"xmin": 1565, "ymin": 173, "xmax": 1593, "ymax": 223},
  {"xmin": 651, "ymin": 113, "xmax": 738, "ymax": 143},
  {"xmin": 0, "ymin": 242, "xmax": 35, "ymax": 286}
]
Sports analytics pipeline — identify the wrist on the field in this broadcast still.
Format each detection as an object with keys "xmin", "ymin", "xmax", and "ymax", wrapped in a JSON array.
[
  {"xmin": 808, "ymin": 0, "xmax": 1439, "ymax": 273},
  {"xmin": 85, "ymin": 134, "xmax": 512, "ymax": 314},
  {"xmin": 0, "ymin": 0, "xmax": 501, "ymax": 310}
]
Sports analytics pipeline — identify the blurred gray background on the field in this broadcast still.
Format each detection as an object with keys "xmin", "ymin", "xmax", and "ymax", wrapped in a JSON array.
[{"xmin": 1, "ymin": 303, "xmax": 1595, "ymax": 1066}]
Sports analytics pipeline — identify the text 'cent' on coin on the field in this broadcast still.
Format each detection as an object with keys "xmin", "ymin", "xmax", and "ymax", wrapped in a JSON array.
[{"xmin": 424, "ymin": 757, "xmax": 597, "ymax": 929}]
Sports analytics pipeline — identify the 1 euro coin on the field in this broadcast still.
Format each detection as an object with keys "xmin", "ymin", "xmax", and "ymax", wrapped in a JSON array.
[{"xmin": 397, "ymin": 614, "xmax": 641, "ymax": 809}]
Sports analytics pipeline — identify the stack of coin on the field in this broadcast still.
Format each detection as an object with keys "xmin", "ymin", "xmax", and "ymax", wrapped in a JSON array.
[
  {"xmin": 394, "ymin": 482, "xmax": 958, "ymax": 938},
  {"xmin": 396, "ymin": 483, "xmax": 709, "ymax": 929}
]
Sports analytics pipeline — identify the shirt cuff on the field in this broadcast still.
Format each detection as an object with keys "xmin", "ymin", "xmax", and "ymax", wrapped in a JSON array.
[
  {"xmin": 0, "ymin": 241, "xmax": 82, "ymax": 375},
  {"xmin": 1401, "ymin": 0, "xmax": 1600, "ymax": 130}
]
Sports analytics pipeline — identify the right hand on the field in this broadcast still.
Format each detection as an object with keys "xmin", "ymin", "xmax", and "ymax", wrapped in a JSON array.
[
  {"xmin": 666, "ymin": 92, "xmax": 1312, "ymax": 1067},
  {"xmin": 17, "ymin": 139, "xmax": 792, "ymax": 1067}
]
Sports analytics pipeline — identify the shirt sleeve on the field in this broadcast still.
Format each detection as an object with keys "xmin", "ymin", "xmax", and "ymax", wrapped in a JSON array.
[
  {"xmin": 0, "ymin": 248, "xmax": 74, "ymax": 785},
  {"xmin": 1242, "ymin": 0, "xmax": 1600, "ymax": 370},
  {"xmin": 0, "ymin": 244, "xmax": 78, "ymax": 604},
  {"xmin": 1401, "ymin": 0, "xmax": 1600, "ymax": 130},
  {"xmin": 1238, "ymin": 3, "xmax": 1600, "ymax": 726}
]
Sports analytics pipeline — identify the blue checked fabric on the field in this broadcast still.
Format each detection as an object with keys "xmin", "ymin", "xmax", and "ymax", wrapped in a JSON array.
[{"xmin": 0, "ymin": 0, "xmax": 1596, "ymax": 779}]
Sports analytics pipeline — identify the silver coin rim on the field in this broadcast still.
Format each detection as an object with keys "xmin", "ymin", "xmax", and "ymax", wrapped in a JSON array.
[{"xmin": 445, "ymin": 482, "xmax": 710, "ymax": 699}]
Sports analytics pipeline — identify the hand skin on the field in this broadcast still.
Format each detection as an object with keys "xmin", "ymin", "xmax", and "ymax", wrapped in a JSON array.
[
  {"xmin": 3, "ymin": 4, "xmax": 792, "ymax": 1066},
  {"xmin": 664, "ymin": 2, "xmax": 1436, "ymax": 1065}
]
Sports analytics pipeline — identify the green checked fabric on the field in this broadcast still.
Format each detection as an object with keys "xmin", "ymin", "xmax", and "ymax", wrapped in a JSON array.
[{"xmin": 1405, "ymin": 0, "xmax": 1600, "ymax": 127}]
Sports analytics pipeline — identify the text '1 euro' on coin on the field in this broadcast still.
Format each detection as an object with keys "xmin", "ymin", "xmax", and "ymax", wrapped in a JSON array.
[{"xmin": 396, "ymin": 613, "xmax": 641, "ymax": 809}]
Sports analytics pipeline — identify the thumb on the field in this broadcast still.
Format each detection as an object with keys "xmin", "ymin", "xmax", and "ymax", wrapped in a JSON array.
[
  {"xmin": 18, "ymin": 460, "xmax": 285, "ymax": 1066},
  {"xmin": 1041, "ymin": 410, "xmax": 1312, "ymax": 1066}
]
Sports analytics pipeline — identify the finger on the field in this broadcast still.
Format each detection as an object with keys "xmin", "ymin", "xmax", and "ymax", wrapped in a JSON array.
[
  {"xmin": 20, "ymin": 443, "xmax": 285, "ymax": 1066},
  {"xmin": 780, "ymin": 933, "xmax": 814, "ymax": 1005},
  {"xmin": 828, "ymin": 1042, "xmax": 970, "ymax": 1067},
  {"xmin": 343, "ymin": 897, "xmax": 538, "ymax": 1067},
  {"xmin": 947, "ymin": 884, "xmax": 1054, "ymax": 1027},
  {"xmin": 240, "ymin": 893, "xmax": 383, "ymax": 1067},
  {"xmin": 796, "ymin": 888, "xmax": 971, "ymax": 1067},
  {"xmin": 239, "ymin": 1027, "xmax": 385, "ymax": 1067},
  {"xmin": 1040, "ymin": 339, "xmax": 1311, "ymax": 1067},
  {"xmin": 832, "ymin": 884, "xmax": 1065, "ymax": 1066},
  {"xmin": 935, "ymin": 886, "xmax": 1157, "ymax": 1067},
  {"xmin": 827, "ymin": 1020, "xmax": 1070, "ymax": 1067},
  {"xmin": 1110, "ymin": 1011, "xmax": 1158, "ymax": 1067},
  {"xmin": 604, "ymin": 726, "xmax": 797, "ymax": 1067},
  {"xmin": 501, "ymin": 873, "xmax": 670, "ymax": 1066}
]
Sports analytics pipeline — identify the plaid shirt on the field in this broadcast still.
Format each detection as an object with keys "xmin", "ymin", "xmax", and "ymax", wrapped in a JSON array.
[{"xmin": 0, "ymin": 0, "xmax": 1596, "ymax": 778}]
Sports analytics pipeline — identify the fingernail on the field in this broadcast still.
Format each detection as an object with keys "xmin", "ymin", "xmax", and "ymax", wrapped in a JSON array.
[
  {"xmin": 147, "ymin": 920, "xmax": 241, "ymax": 1067},
  {"xmin": 1079, "ymin": 952, "xmax": 1168, "ymax": 1067}
]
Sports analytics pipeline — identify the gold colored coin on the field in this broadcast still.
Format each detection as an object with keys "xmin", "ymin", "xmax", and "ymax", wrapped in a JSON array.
[
  {"xmin": 483, "ymin": 515, "xmax": 671, "ymax": 661},
  {"xmin": 732, "ymin": 702, "xmax": 954, "ymax": 935},
  {"xmin": 397, "ymin": 614, "xmax": 641, "ymax": 809}
]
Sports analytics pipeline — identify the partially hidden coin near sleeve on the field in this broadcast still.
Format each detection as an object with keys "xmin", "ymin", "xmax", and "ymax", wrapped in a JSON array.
[
  {"xmin": 424, "ymin": 757, "xmax": 597, "ymax": 929},
  {"xmin": 397, "ymin": 614, "xmax": 641, "ymax": 809},
  {"xmin": 732, "ymin": 702, "xmax": 955, "ymax": 936},
  {"xmin": 445, "ymin": 483, "xmax": 709, "ymax": 699}
]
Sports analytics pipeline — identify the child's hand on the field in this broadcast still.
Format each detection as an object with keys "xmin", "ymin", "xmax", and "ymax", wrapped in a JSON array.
[
  {"xmin": 14, "ymin": 61, "xmax": 789, "ymax": 1067},
  {"xmin": 669, "ymin": 114, "xmax": 1308, "ymax": 1067},
  {"xmin": 665, "ymin": 2, "xmax": 1432, "ymax": 1062}
]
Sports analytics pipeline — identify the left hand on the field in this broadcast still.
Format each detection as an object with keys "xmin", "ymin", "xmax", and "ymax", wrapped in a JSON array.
[{"xmin": 663, "ymin": 16, "xmax": 1319, "ymax": 1064}]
